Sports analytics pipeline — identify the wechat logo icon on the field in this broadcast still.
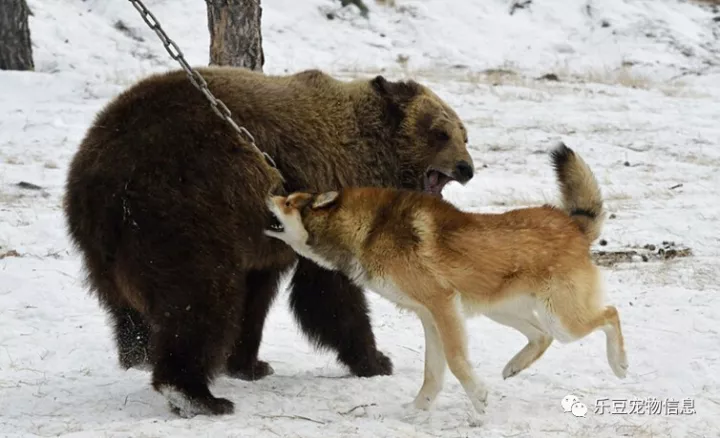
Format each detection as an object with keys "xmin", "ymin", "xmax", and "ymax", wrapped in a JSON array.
[{"xmin": 562, "ymin": 394, "xmax": 588, "ymax": 418}]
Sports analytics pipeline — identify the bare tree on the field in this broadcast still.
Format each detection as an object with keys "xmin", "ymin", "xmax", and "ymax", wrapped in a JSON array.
[
  {"xmin": 206, "ymin": 0, "xmax": 264, "ymax": 71},
  {"xmin": 0, "ymin": 0, "xmax": 34, "ymax": 71}
]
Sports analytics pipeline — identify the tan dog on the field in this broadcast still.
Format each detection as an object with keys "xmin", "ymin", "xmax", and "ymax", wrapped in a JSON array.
[{"xmin": 264, "ymin": 143, "xmax": 628, "ymax": 414}]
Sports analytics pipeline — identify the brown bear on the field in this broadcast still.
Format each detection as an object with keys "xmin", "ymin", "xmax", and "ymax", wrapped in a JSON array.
[{"xmin": 64, "ymin": 66, "xmax": 474, "ymax": 417}]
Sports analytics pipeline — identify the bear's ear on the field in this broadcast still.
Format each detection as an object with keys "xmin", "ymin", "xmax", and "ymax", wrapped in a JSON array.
[
  {"xmin": 371, "ymin": 75, "xmax": 421, "ymax": 106},
  {"xmin": 312, "ymin": 191, "xmax": 340, "ymax": 209}
]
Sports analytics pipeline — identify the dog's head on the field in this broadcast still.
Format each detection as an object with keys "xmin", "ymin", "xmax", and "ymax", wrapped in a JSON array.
[{"xmin": 264, "ymin": 191, "xmax": 342, "ymax": 267}]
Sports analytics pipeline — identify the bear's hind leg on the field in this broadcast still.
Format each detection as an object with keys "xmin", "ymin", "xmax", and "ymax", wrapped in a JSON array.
[
  {"xmin": 288, "ymin": 258, "xmax": 392, "ymax": 377},
  {"xmin": 226, "ymin": 268, "xmax": 284, "ymax": 380},
  {"xmin": 111, "ymin": 306, "xmax": 152, "ymax": 370},
  {"xmin": 148, "ymin": 274, "xmax": 242, "ymax": 417},
  {"xmin": 83, "ymin": 259, "xmax": 152, "ymax": 371}
]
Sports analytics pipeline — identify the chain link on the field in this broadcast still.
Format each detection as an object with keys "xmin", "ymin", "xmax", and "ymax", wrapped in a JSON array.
[{"xmin": 128, "ymin": 0, "xmax": 277, "ymax": 169}]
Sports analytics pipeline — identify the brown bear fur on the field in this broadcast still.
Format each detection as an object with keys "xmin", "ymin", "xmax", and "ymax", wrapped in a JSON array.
[{"xmin": 63, "ymin": 66, "xmax": 474, "ymax": 417}]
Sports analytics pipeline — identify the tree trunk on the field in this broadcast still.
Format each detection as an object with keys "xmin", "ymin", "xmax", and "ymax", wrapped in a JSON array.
[
  {"xmin": 206, "ymin": 0, "xmax": 264, "ymax": 71},
  {"xmin": 0, "ymin": 0, "xmax": 34, "ymax": 71}
]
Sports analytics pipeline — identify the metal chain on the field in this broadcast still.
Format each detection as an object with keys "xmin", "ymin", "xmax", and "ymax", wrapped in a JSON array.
[{"xmin": 128, "ymin": 0, "xmax": 277, "ymax": 169}]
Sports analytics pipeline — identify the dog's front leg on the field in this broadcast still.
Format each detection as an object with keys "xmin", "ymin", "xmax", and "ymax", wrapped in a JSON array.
[
  {"xmin": 429, "ymin": 295, "xmax": 488, "ymax": 414},
  {"xmin": 408, "ymin": 308, "xmax": 447, "ymax": 410}
]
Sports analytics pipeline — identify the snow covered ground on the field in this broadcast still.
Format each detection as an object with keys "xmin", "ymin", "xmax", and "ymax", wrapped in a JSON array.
[{"xmin": 1, "ymin": 0, "xmax": 720, "ymax": 436}]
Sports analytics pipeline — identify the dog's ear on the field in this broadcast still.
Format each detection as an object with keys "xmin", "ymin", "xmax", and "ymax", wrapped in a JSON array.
[
  {"xmin": 371, "ymin": 75, "xmax": 421, "ymax": 107},
  {"xmin": 312, "ymin": 191, "xmax": 339, "ymax": 209},
  {"xmin": 287, "ymin": 192, "xmax": 313, "ymax": 209}
]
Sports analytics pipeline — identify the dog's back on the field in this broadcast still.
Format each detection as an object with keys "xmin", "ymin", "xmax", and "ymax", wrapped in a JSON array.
[{"xmin": 423, "ymin": 205, "xmax": 593, "ymax": 306}]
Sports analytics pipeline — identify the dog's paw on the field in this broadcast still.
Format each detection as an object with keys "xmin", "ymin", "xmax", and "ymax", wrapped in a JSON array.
[
  {"xmin": 607, "ymin": 345, "xmax": 628, "ymax": 379},
  {"xmin": 502, "ymin": 361, "xmax": 523, "ymax": 380},
  {"xmin": 405, "ymin": 395, "xmax": 433, "ymax": 411},
  {"xmin": 468, "ymin": 387, "xmax": 488, "ymax": 414},
  {"xmin": 610, "ymin": 353, "xmax": 628, "ymax": 379}
]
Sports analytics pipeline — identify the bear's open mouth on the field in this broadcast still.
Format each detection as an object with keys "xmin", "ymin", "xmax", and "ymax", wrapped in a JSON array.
[
  {"xmin": 267, "ymin": 213, "xmax": 285, "ymax": 233},
  {"xmin": 423, "ymin": 168, "xmax": 455, "ymax": 197}
]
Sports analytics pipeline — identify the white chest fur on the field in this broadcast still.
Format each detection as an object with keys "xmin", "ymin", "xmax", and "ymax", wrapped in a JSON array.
[{"xmin": 355, "ymin": 265, "xmax": 423, "ymax": 311}]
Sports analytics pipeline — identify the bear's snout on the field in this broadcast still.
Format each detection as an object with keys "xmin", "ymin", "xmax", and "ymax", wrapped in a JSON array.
[{"xmin": 453, "ymin": 160, "xmax": 474, "ymax": 183}]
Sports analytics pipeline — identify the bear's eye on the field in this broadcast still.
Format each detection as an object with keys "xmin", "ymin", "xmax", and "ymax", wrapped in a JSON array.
[{"xmin": 434, "ymin": 130, "xmax": 450, "ymax": 142}]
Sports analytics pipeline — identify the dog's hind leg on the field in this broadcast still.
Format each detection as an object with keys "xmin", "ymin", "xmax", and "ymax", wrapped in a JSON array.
[
  {"xmin": 484, "ymin": 309, "xmax": 552, "ymax": 380},
  {"xmin": 596, "ymin": 306, "xmax": 628, "ymax": 378},
  {"xmin": 408, "ymin": 308, "xmax": 447, "ymax": 410},
  {"xmin": 543, "ymin": 304, "xmax": 628, "ymax": 378},
  {"xmin": 429, "ymin": 295, "xmax": 488, "ymax": 414},
  {"xmin": 538, "ymin": 275, "xmax": 628, "ymax": 379}
]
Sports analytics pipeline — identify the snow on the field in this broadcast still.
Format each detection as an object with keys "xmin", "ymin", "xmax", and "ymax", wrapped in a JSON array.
[{"xmin": 1, "ymin": 0, "xmax": 720, "ymax": 436}]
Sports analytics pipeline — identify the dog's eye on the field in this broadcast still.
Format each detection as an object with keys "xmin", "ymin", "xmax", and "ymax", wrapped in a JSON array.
[{"xmin": 285, "ymin": 200, "xmax": 290, "ymax": 207}]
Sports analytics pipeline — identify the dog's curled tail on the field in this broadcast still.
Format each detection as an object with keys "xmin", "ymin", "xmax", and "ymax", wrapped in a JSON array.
[{"xmin": 550, "ymin": 142, "xmax": 605, "ymax": 243}]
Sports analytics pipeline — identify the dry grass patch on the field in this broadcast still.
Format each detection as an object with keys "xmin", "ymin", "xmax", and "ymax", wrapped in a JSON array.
[
  {"xmin": 592, "ymin": 241, "xmax": 692, "ymax": 268},
  {"xmin": 335, "ymin": 64, "xmax": 523, "ymax": 85},
  {"xmin": 0, "ymin": 249, "xmax": 22, "ymax": 260},
  {"xmin": 550, "ymin": 64, "xmax": 655, "ymax": 90},
  {"xmin": 581, "ymin": 66, "xmax": 653, "ymax": 89},
  {"xmin": 335, "ymin": 62, "xmax": 701, "ymax": 98}
]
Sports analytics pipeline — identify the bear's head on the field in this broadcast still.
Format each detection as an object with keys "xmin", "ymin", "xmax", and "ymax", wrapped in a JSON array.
[{"xmin": 371, "ymin": 75, "xmax": 474, "ymax": 197}]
